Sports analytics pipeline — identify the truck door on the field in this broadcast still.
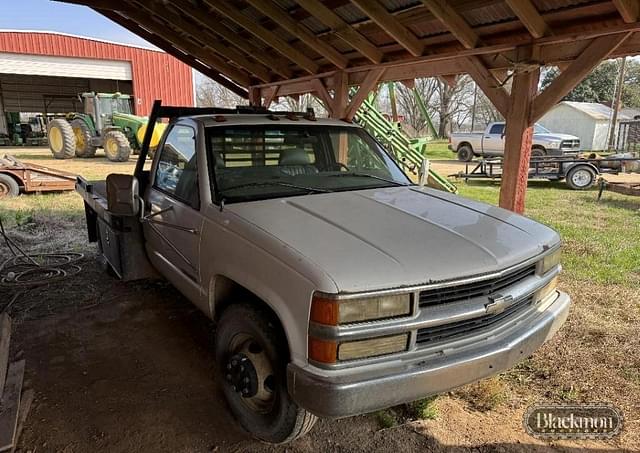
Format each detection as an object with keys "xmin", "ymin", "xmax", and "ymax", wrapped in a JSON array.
[
  {"xmin": 482, "ymin": 123, "xmax": 505, "ymax": 156},
  {"xmin": 144, "ymin": 123, "xmax": 203, "ymax": 302}
]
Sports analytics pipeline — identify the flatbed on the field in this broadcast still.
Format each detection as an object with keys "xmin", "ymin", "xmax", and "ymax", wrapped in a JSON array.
[
  {"xmin": 453, "ymin": 155, "xmax": 640, "ymax": 190},
  {"xmin": 0, "ymin": 155, "xmax": 76, "ymax": 198}
]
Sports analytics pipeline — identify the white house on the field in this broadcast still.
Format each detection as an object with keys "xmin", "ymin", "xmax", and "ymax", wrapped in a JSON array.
[{"xmin": 538, "ymin": 101, "xmax": 633, "ymax": 151}]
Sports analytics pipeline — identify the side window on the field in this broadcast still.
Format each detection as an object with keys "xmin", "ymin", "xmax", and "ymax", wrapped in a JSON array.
[
  {"xmin": 155, "ymin": 125, "xmax": 199, "ymax": 208},
  {"xmin": 489, "ymin": 123, "xmax": 504, "ymax": 135}
]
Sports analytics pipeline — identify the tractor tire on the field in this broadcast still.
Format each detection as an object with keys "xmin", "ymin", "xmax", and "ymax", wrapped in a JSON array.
[
  {"xmin": 103, "ymin": 131, "xmax": 131, "ymax": 162},
  {"xmin": 457, "ymin": 144, "xmax": 474, "ymax": 162},
  {"xmin": 48, "ymin": 119, "xmax": 75, "ymax": 159},
  {"xmin": 70, "ymin": 119, "xmax": 97, "ymax": 158},
  {"xmin": 0, "ymin": 174, "xmax": 20, "ymax": 199}
]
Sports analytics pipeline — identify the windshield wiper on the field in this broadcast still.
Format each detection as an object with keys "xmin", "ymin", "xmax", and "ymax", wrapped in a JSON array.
[
  {"xmin": 221, "ymin": 180, "xmax": 333, "ymax": 194},
  {"xmin": 328, "ymin": 172, "xmax": 412, "ymax": 187}
]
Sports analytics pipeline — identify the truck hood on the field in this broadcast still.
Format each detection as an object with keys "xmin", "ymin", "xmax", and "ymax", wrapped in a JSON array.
[
  {"xmin": 534, "ymin": 133, "xmax": 579, "ymax": 141},
  {"xmin": 228, "ymin": 187, "xmax": 559, "ymax": 293}
]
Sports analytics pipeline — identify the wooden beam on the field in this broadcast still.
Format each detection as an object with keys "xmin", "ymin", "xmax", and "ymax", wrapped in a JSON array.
[
  {"xmin": 98, "ymin": 9, "xmax": 248, "ymax": 98},
  {"xmin": 532, "ymin": 33, "xmax": 631, "ymax": 122},
  {"xmin": 263, "ymin": 86, "xmax": 280, "ymax": 108},
  {"xmin": 133, "ymin": 1, "xmax": 272, "ymax": 83},
  {"xmin": 249, "ymin": 86, "xmax": 262, "ymax": 106},
  {"xmin": 295, "ymin": 0, "xmax": 383, "ymax": 63},
  {"xmin": 344, "ymin": 68, "xmax": 385, "ymax": 120},
  {"xmin": 172, "ymin": 0, "xmax": 293, "ymax": 79},
  {"xmin": 464, "ymin": 56, "xmax": 509, "ymax": 117},
  {"xmin": 203, "ymin": 0, "xmax": 319, "ymax": 74},
  {"xmin": 613, "ymin": 0, "xmax": 640, "ymax": 23},
  {"xmin": 332, "ymin": 70, "xmax": 349, "ymax": 118},
  {"xmin": 420, "ymin": 0, "xmax": 479, "ymax": 49},
  {"xmin": 505, "ymin": 0, "xmax": 550, "ymax": 39},
  {"xmin": 499, "ymin": 68, "xmax": 540, "ymax": 213},
  {"xmin": 120, "ymin": 10, "xmax": 251, "ymax": 87},
  {"xmin": 310, "ymin": 78, "xmax": 334, "ymax": 116},
  {"xmin": 246, "ymin": 0, "xmax": 348, "ymax": 69},
  {"xmin": 350, "ymin": 0, "xmax": 424, "ymax": 57}
]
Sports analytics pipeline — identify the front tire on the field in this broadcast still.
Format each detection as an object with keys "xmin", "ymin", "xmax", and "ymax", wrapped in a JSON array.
[
  {"xmin": 530, "ymin": 147, "xmax": 546, "ymax": 159},
  {"xmin": 215, "ymin": 304, "xmax": 317, "ymax": 443},
  {"xmin": 71, "ymin": 119, "xmax": 97, "ymax": 158},
  {"xmin": 103, "ymin": 131, "xmax": 131, "ymax": 162},
  {"xmin": 457, "ymin": 145, "xmax": 474, "ymax": 162},
  {"xmin": 48, "ymin": 119, "xmax": 75, "ymax": 159},
  {"xmin": 0, "ymin": 174, "xmax": 20, "ymax": 198}
]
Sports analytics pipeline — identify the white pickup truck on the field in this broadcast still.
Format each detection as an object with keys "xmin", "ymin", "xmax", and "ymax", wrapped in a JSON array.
[
  {"xmin": 450, "ymin": 122, "xmax": 581, "ymax": 161},
  {"xmin": 76, "ymin": 103, "xmax": 570, "ymax": 444}
]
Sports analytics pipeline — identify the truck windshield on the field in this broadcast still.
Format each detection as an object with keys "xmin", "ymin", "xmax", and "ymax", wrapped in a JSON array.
[
  {"xmin": 534, "ymin": 124, "xmax": 551, "ymax": 134},
  {"xmin": 206, "ymin": 125, "xmax": 411, "ymax": 203}
]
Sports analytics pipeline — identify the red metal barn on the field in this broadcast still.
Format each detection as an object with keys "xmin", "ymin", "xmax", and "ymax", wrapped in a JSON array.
[{"xmin": 0, "ymin": 30, "xmax": 194, "ymax": 120}]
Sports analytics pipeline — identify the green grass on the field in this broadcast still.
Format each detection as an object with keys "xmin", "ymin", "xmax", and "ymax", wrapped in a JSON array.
[
  {"xmin": 456, "ymin": 181, "xmax": 640, "ymax": 286},
  {"xmin": 423, "ymin": 140, "xmax": 454, "ymax": 160}
]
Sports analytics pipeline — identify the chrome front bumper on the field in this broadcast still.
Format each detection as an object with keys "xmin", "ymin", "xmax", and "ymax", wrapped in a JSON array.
[{"xmin": 288, "ymin": 290, "xmax": 570, "ymax": 418}]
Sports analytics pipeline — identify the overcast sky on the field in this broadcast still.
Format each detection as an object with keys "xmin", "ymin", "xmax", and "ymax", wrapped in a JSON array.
[{"xmin": 0, "ymin": 0, "xmax": 153, "ymax": 48}]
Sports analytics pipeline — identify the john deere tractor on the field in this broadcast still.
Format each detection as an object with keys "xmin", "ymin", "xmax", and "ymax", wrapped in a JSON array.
[{"xmin": 47, "ymin": 92, "xmax": 165, "ymax": 162}]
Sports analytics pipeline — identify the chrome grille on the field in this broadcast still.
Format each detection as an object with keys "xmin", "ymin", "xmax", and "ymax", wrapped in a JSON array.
[
  {"xmin": 560, "ymin": 139, "xmax": 580, "ymax": 149},
  {"xmin": 418, "ymin": 264, "xmax": 536, "ymax": 308},
  {"xmin": 416, "ymin": 295, "xmax": 534, "ymax": 345}
]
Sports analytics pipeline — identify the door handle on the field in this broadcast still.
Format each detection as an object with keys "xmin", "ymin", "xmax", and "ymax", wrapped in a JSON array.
[{"xmin": 142, "ymin": 205, "xmax": 199, "ymax": 235}]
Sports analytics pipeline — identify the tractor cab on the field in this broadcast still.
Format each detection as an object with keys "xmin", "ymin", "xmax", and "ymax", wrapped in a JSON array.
[{"xmin": 82, "ymin": 92, "xmax": 134, "ymax": 131}]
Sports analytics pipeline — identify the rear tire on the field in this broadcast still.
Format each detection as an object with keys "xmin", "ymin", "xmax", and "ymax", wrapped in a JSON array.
[
  {"xmin": 457, "ymin": 145, "xmax": 474, "ymax": 162},
  {"xmin": 565, "ymin": 165, "xmax": 596, "ymax": 190},
  {"xmin": 48, "ymin": 119, "xmax": 75, "ymax": 159},
  {"xmin": 70, "ymin": 119, "xmax": 97, "ymax": 158},
  {"xmin": 0, "ymin": 174, "xmax": 20, "ymax": 198},
  {"xmin": 103, "ymin": 130, "xmax": 131, "ymax": 162},
  {"xmin": 215, "ymin": 304, "xmax": 317, "ymax": 443}
]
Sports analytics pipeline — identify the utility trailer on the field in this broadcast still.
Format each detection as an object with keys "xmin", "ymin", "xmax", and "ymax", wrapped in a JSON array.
[
  {"xmin": 598, "ymin": 179, "xmax": 640, "ymax": 199},
  {"xmin": 454, "ymin": 155, "xmax": 640, "ymax": 190},
  {"xmin": 0, "ymin": 155, "xmax": 76, "ymax": 198}
]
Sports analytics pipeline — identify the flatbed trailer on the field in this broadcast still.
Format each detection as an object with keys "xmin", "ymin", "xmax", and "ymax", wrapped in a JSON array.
[
  {"xmin": 0, "ymin": 155, "xmax": 76, "ymax": 198},
  {"xmin": 454, "ymin": 155, "xmax": 640, "ymax": 190},
  {"xmin": 598, "ymin": 179, "xmax": 640, "ymax": 199}
]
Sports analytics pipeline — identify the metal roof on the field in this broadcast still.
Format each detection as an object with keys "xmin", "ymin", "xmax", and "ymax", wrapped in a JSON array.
[
  {"xmin": 56, "ymin": 0, "xmax": 640, "ymax": 99},
  {"xmin": 560, "ymin": 101, "xmax": 634, "ymax": 120}
]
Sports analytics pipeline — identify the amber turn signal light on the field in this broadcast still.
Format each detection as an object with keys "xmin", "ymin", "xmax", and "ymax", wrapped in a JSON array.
[
  {"xmin": 310, "ymin": 296, "xmax": 339, "ymax": 326},
  {"xmin": 308, "ymin": 337, "xmax": 337, "ymax": 363}
]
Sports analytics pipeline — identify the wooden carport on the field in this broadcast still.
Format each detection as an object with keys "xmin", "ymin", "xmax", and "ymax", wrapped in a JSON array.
[{"xmin": 58, "ymin": 0, "xmax": 640, "ymax": 213}]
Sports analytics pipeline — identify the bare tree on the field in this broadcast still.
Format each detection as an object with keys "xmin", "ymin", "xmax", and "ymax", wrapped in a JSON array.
[
  {"xmin": 196, "ymin": 77, "xmax": 247, "ymax": 108},
  {"xmin": 394, "ymin": 79, "xmax": 439, "ymax": 136},
  {"xmin": 431, "ymin": 75, "xmax": 475, "ymax": 137},
  {"xmin": 272, "ymin": 94, "xmax": 327, "ymax": 116}
]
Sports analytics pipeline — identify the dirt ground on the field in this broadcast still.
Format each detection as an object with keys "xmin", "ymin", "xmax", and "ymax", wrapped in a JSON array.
[{"xmin": 1, "ymin": 147, "xmax": 638, "ymax": 452}]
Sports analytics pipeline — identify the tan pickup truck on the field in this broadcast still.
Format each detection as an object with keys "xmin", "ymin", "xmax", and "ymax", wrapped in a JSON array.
[{"xmin": 77, "ymin": 103, "xmax": 570, "ymax": 443}]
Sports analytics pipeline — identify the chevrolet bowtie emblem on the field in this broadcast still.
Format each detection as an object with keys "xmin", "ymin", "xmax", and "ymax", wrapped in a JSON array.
[{"xmin": 485, "ymin": 294, "xmax": 513, "ymax": 315}]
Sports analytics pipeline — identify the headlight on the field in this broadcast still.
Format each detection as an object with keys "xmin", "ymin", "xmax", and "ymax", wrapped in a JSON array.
[
  {"xmin": 548, "ymin": 141, "xmax": 561, "ymax": 148},
  {"xmin": 308, "ymin": 334, "xmax": 409, "ymax": 363},
  {"xmin": 539, "ymin": 248, "xmax": 561, "ymax": 275},
  {"xmin": 310, "ymin": 293, "xmax": 411, "ymax": 325},
  {"xmin": 536, "ymin": 275, "xmax": 558, "ymax": 303}
]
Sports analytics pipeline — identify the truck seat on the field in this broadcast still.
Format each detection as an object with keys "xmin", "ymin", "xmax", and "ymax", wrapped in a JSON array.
[{"xmin": 278, "ymin": 149, "xmax": 318, "ymax": 176}]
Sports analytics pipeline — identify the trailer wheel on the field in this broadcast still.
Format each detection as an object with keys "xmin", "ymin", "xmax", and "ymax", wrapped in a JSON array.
[
  {"xmin": 0, "ymin": 174, "xmax": 20, "ymax": 198},
  {"xmin": 215, "ymin": 304, "xmax": 317, "ymax": 443},
  {"xmin": 457, "ymin": 145, "xmax": 474, "ymax": 162},
  {"xmin": 71, "ymin": 119, "xmax": 97, "ymax": 158},
  {"xmin": 48, "ymin": 119, "xmax": 76, "ymax": 159},
  {"xmin": 565, "ymin": 165, "xmax": 596, "ymax": 190},
  {"xmin": 103, "ymin": 131, "xmax": 131, "ymax": 162}
]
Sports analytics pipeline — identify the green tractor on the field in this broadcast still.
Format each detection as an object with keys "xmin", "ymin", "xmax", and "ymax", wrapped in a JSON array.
[{"xmin": 47, "ymin": 92, "xmax": 165, "ymax": 162}]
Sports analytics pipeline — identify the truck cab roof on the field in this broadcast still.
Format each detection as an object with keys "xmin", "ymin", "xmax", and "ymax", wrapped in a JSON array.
[{"xmin": 179, "ymin": 114, "xmax": 361, "ymax": 129}]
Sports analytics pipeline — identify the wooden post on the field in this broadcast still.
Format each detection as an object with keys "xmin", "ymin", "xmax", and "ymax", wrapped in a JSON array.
[
  {"xmin": 249, "ymin": 86, "xmax": 262, "ymax": 107},
  {"xmin": 499, "ymin": 68, "xmax": 540, "ymax": 213}
]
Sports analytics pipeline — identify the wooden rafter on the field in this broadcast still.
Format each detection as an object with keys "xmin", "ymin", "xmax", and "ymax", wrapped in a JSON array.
[
  {"xmin": 344, "ymin": 68, "xmax": 385, "ymax": 120},
  {"xmin": 532, "ymin": 32, "xmax": 631, "ymax": 122},
  {"xmin": 171, "ymin": 0, "xmax": 293, "ymax": 79},
  {"xmin": 132, "ymin": 1, "xmax": 272, "ymax": 83},
  {"xmin": 246, "ymin": 0, "xmax": 348, "ymax": 69},
  {"xmin": 613, "ymin": 0, "xmax": 640, "ymax": 23},
  {"xmin": 310, "ymin": 78, "xmax": 334, "ymax": 116},
  {"xmin": 505, "ymin": 0, "xmax": 550, "ymax": 39},
  {"xmin": 464, "ymin": 56, "xmax": 509, "ymax": 118},
  {"xmin": 349, "ymin": 0, "xmax": 424, "ymax": 57},
  {"xmin": 263, "ymin": 86, "xmax": 280, "ymax": 108},
  {"xmin": 97, "ymin": 9, "xmax": 248, "ymax": 98},
  {"xmin": 294, "ymin": 0, "xmax": 383, "ymax": 64},
  {"xmin": 203, "ymin": 0, "xmax": 320, "ymax": 74},
  {"xmin": 420, "ymin": 0, "xmax": 479, "ymax": 49}
]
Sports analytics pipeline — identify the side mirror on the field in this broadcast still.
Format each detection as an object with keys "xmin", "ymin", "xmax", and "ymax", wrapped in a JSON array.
[{"xmin": 106, "ymin": 174, "xmax": 140, "ymax": 216}]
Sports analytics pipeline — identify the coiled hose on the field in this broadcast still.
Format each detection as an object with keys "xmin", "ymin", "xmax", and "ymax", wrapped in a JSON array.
[{"xmin": 0, "ymin": 216, "xmax": 83, "ymax": 288}]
